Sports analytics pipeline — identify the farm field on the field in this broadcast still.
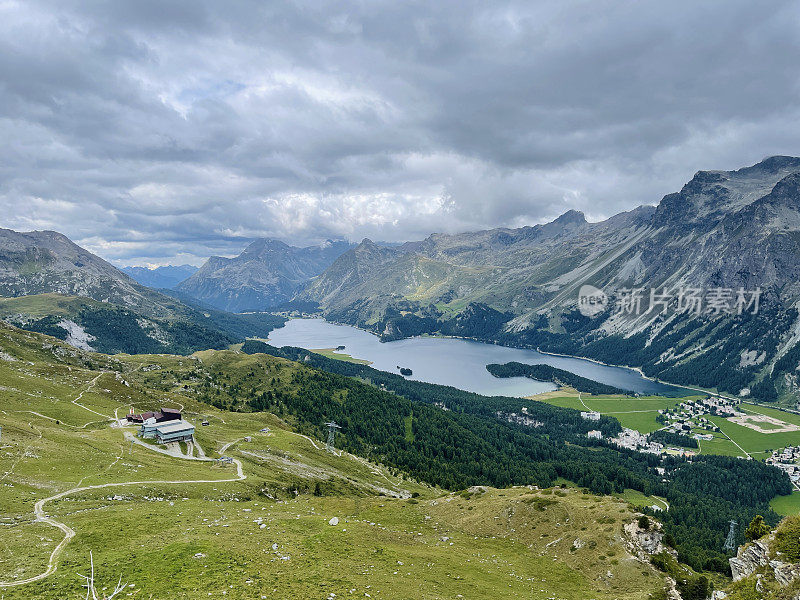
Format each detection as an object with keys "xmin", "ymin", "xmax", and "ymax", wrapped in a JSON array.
[
  {"xmin": 708, "ymin": 415, "xmax": 800, "ymax": 456},
  {"xmin": 741, "ymin": 403, "xmax": 800, "ymax": 427},
  {"xmin": 531, "ymin": 390, "xmax": 687, "ymax": 434},
  {"xmin": 695, "ymin": 432, "xmax": 744, "ymax": 457}
]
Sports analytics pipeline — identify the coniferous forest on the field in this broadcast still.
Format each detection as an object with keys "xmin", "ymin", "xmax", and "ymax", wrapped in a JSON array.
[{"xmin": 232, "ymin": 340, "xmax": 792, "ymax": 573}]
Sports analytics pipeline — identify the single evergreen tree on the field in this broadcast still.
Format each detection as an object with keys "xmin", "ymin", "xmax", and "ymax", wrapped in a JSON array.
[{"xmin": 745, "ymin": 515, "xmax": 770, "ymax": 541}]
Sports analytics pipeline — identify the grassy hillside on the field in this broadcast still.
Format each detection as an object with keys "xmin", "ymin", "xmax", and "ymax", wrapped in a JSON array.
[
  {"xmin": 0, "ymin": 293, "xmax": 285, "ymax": 355},
  {"xmin": 0, "ymin": 323, "xmax": 670, "ymax": 599},
  {"xmin": 239, "ymin": 339, "xmax": 796, "ymax": 573}
]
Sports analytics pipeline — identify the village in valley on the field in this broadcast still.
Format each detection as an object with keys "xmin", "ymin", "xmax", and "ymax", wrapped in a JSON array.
[{"xmin": 513, "ymin": 388, "xmax": 800, "ymax": 489}]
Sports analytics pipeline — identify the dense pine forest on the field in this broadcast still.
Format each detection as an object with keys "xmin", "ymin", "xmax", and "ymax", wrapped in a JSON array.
[
  {"xmin": 648, "ymin": 429, "xmax": 700, "ymax": 449},
  {"xmin": 231, "ymin": 340, "xmax": 792, "ymax": 573}
]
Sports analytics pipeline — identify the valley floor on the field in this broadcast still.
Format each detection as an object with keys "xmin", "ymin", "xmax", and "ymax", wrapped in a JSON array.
[{"xmin": 530, "ymin": 388, "xmax": 800, "ymax": 467}]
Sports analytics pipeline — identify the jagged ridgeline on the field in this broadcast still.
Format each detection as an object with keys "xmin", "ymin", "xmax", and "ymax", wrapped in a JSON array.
[
  {"xmin": 294, "ymin": 157, "xmax": 800, "ymax": 404},
  {"xmin": 176, "ymin": 238, "xmax": 355, "ymax": 312},
  {"xmin": 240, "ymin": 339, "xmax": 791, "ymax": 572}
]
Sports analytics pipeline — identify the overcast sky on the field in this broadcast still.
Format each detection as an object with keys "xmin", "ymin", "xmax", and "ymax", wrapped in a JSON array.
[{"xmin": 1, "ymin": 0, "xmax": 799, "ymax": 266}]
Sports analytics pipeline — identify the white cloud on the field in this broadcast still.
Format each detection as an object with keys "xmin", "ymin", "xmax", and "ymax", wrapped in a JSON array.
[{"xmin": 0, "ymin": 0, "xmax": 799, "ymax": 265}]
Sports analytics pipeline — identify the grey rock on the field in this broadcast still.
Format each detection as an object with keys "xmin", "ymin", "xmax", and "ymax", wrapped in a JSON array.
[{"xmin": 730, "ymin": 540, "xmax": 770, "ymax": 581}]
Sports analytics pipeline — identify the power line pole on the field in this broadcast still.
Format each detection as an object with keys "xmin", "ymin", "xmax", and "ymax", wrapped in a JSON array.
[
  {"xmin": 723, "ymin": 520, "xmax": 738, "ymax": 552},
  {"xmin": 325, "ymin": 421, "xmax": 341, "ymax": 453}
]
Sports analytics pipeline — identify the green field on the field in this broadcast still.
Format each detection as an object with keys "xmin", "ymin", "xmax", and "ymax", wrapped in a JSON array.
[
  {"xmin": 709, "ymin": 415, "xmax": 800, "ymax": 455},
  {"xmin": 741, "ymin": 403, "xmax": 800, "ymax": 426},
  {"xmin": 534, "ymin": 390, "xmax": 800, "ymax": 459},
  {"xmin": 534, "ymin": 392, "xmax": 685, "ymax": 434},
  {"xmin": 695, "ymin": 433, "xmax": 744, "ymax": 457},
  {"xmin": 771, "ymin": 491, "xmax": 800, "ymax": 517}
]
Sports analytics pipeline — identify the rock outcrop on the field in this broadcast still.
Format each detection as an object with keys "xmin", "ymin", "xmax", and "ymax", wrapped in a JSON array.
[
  {"xmin": 729, "ymin": 528, "xmax": 800, "ymax": 593},
  {"xmin": 623, "ymin": 519, "xmax": 674, "ymax": 561},
  {"xmin": 730, "ymin": 539, "xmax": 771, "ymax": 581}
]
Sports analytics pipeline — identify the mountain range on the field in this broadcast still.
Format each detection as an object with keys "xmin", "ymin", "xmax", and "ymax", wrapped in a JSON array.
[
  {"xmin": 0, "ymin": 228, "xmax": 179, "ymax": 318},
  {"xmin": 122, "ymin": 264, "xmax": 198, "ymax": 289},
  {"xmin": 4, "ymin": 156, "xmax": 800, "ymax": 402},
  {"xmin": 0, "ymin": 229, "xmax": 283, "ymax": 353},
  {"xmin": 296, "ymin": 156, "xmax": 800, "ymax": 403},
  {"xmin": 176, "ymin": 238, "xmax": 354, "ymax": 312}
]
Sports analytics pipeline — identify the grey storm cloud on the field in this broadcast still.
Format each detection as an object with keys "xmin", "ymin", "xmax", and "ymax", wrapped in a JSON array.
[{"xmin": 1, "ymin": 0, "xmax": 799, "ymax": 265}]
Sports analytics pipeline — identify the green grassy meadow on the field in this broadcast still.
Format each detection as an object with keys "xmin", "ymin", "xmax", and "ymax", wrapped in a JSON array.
[
  {"xmin": 532, "ymin": 391, "xmax": 684, "ymax": 434},
  {"xmin": 0, "ymin": 323, "xmax": 671, "ymax": 599},
  {"xmin": 771, "ymin": 491, "xmax": 800, "ymax": 517}
]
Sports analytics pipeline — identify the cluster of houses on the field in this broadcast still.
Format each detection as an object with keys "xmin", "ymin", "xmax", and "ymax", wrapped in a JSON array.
[
  {"xmin": 126, "ymin": 408, "xmax": 195, "ymax": 444},
  {"xmin": 767, "ymin": 446, "xmax": 800, "ymax": 484},
  {"xmin": 610, "ymin": 427, "xmax": 665, "ymax": 455},
  {"xmin": 658, "ymin": 396, "xmax": 739, "ymax": 436},
  {"xmin": 496, "ymin": 409, "xmax": 543, "ymax": 429}
]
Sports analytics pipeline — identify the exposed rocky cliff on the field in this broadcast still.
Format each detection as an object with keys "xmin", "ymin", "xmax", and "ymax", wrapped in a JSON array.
[{"xmin": 726, "ymin": 516, "xmax": 800, "ymax": 599}]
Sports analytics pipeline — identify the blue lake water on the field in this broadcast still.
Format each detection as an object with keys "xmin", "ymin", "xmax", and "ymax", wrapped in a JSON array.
[{"xmin": 267, "ymin": 318, "xmax": 688, "ymax": 398}]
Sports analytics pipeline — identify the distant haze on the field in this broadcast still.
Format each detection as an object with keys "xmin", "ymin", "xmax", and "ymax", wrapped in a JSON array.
[{"xmin": 1, "ymin": 1, "xmax": 799, "ymax": 266}]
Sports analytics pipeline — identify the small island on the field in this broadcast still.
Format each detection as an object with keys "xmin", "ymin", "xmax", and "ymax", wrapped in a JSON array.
[{"xmin": 399, "ymin": 367, "xmax": 413, "ymax": 376}]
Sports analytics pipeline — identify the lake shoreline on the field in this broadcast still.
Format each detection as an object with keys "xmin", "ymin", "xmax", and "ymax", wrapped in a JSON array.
[
  {"xmin": 268, "ymin": 317, "xmax": 688, "ymax": 397},
  {"xmin": 310, "ymin": 316, "xmax": 691, "ymax": 396}
]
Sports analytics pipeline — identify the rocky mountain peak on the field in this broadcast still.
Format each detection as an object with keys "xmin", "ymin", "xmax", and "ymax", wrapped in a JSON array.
[
  {"xmin": 241, "ymin": 238, "xmax": 292, "ymax": 257},
  {"xmin": 177, "ymin": 237, "xmax": 354, "ymax": 311},
  {"xmin": 552, "ymin": 209, "xmax": 587, "ymax": 226},
  {"xmin": 735, "ymin": 155, "xmax": 800, "ymax": 176},
  {"xmin": 767, "ymin": 171, "xmax": 800, "ymax": 202},
  {"xmin": 354, "ymin": 238, "xmax": 385, "ymax": 255},
  {"xmin": 652, "ymin": 156, "xmax": 800, "ymax": 229}
]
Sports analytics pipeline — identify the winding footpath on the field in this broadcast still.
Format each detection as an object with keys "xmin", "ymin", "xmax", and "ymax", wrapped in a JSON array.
[{"xmin": 0, "ymin": 433, "xmax": 246, "ymax": 589}]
